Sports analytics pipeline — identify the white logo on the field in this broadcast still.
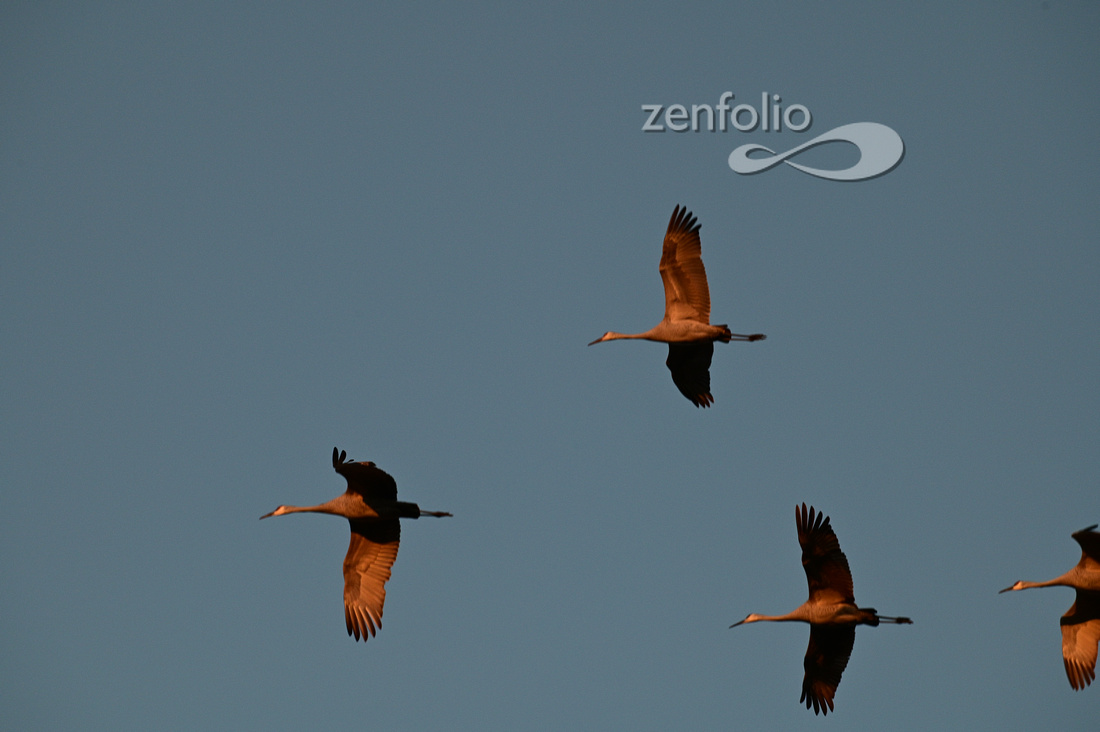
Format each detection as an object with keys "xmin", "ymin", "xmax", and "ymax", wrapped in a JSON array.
[
  {"xmin": 728, "ymin": 122, "xmax": 904, "ymax": 181},
  {"xmin": 641, "ymin": 92, "xmax": 904, "ymax": 182}
]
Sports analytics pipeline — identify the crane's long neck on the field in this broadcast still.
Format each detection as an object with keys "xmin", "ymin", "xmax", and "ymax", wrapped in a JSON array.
[
  {"xmin": 590, "ymin": 330, "xmax": 652, "ymax": 344},
  {"xmin": 749, "ymin": 613, "xmax": 804, "ymax": 622},
  {"xmin": 282, "ymin": 504, "xmax": 336, "ymax": 515},
  {"xmin": 731, "ymin": 609, "xmax": 808, "ymax": 627},
  {"xmin": 260, "ymin": 499, "xmax": 345, "ymax": 519},
  {"xmin": 1010, "ymin": 577, "xmax": 1073, "ymax": 591},
  {"xmin": 1001, "ymin": 566, "xmax": 1094, "ymax": 593}
]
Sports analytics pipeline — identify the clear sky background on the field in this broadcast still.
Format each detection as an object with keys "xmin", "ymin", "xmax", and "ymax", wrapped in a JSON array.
[{"xmin": 3, "ymin": 2, "xmax": 1098, "ymax": 730}]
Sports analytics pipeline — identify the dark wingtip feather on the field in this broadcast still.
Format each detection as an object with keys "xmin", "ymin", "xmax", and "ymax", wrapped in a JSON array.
[
  {"xmin": 690, "ymin": 392, "xmax": 714, "ymax": 408},
  {"xmin": 667, "ymin": 204, "xmax": 701, "ymax": 236}
]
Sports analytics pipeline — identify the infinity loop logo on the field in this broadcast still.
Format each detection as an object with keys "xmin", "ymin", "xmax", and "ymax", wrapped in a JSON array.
[{"xmin": 728, "ymin": 122, "xmax": 904, "ymax": 181}]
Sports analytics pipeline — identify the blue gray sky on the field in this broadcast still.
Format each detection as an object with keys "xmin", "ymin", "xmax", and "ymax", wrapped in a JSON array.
[{"xmin": 3, "ymin": 3, "xmax": 1098, "ymax": 730}]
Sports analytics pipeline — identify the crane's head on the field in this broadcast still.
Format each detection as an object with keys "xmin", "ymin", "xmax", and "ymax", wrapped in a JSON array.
[
  {"xmin": 588, "ymin": 332, "xmax": 613, "ymax": 346},
  {"xmin": 588, "ymin": 331, "xmax": 631, "ymax": 345},
  {"xmin": 260, "ymin": 505, "xmax": 292, "ymax": 519},
  {"xmin": 998, "ymin": 580, "xmax": 1025, "ymax": 593},
  {"xmin": 729, "ymin": 613, "xmax": 763, "ymax": 628}
]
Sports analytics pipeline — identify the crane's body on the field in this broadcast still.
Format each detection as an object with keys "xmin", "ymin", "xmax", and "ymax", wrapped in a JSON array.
[
  {"xmin": 589, "ymin": 205, "xmax": 764, "ymax": 407},
  {"xmin": 262, "ymin": 493, "xmax": 423, "ymax": 521},
  {"xmin": 261, "ymin": 447, "xmax": 450, "ymax": 642},
  {"xmin": 730, "ymin": 504, "xmax": 912, "ymax": 715},
  {"xmin": 1000, "ymin": 523, "xmax": 1100, "ymax": 690},
  {"xmin": 592, "ymin": 318, "xmax": 736, "ymax": 345},
  {"xmin": 735, "ymin": 603, "xmax": 891, "ymax": 627}
]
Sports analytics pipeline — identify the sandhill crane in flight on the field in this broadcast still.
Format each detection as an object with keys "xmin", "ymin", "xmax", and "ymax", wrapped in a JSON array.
[
  {"xmin": 588, "ymin": 205, "xmax": 765, "ymax": 407},
  {"xmin": 730, "ymin": 504, "xmax": 912, "ymax": 715},
  {"xmin": 261, "ymin": 447, "xmax": 451, "ymax": 642},
  {"xmin": 1000, "ymin": 523, "xmax": 1100, "ymax": 690}
]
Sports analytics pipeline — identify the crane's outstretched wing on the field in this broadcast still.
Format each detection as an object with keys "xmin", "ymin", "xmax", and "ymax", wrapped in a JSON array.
[
  {"xmin": 1061, "ymin": 591, "xmax": 1100, "ymax": 690},
  {"xmin": 801, "ymin": 625, "xmax": 855, "ymax": 716},
  {"xmin": 333, "ymin": 446, "xmax": 398, "ymax": 503},
  {"xmin": 666, "ymin": 342, "xmax": 715, "ymax": 407},
  {"xmin": 659, "ymin": 205, "xmax": 711, "ymax": 324},
  {"xmin": 343, "ymin": 519, "xmax": 401, "ymax": 641},
  {"xmin": 797, "ymin": 504, "xmax": 856, "ymax": 605}
]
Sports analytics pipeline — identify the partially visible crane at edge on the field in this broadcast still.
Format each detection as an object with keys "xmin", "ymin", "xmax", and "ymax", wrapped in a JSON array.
[
  {"xmin": 1000, "ymin": 523, "xmax": 1100, "ymax": 690},
  {"xmin": 588, "ymin": 205, "xmax": 765, "ymax": 407},
  {"xmin": 261, "ymin": 447, "xmax": 451, "ymax": 642},
  {"xmin": 730, "ymin": 504, "xmax": 912, "ymax": 715}
]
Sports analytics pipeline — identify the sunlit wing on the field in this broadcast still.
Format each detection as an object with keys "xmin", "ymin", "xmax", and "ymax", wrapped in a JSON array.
[
  {"xmin": 797, "ymin": 504, "xmax": 856, "ymax": 605},
  {"xmin": 1061, "ymin": 592, "xmax": 1100, "ymax": 690},
  {"xmin": 659, "ymin": 205, "xmax": 711, "ymax": 324},
  {"xmin": 801, "ymin": 625, "xmax": 855, "ymax": 716},
  {"xmin": 333, "ymin": 446, "xmax": 398, "ymax": 503},
  {"xmin": 666, "ymin": 342, "xmax": 714, "ymax": 407},
  {"xmin": 342, "ymin": 519, "xmax": 401, "ymax": 641}
]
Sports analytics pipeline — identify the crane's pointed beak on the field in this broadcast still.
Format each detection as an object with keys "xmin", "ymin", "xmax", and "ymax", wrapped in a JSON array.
[
  {"xmin": 997, "ymin": 585, "xmax": 1014, "ymax": 594},
  {"xmin": 260, "ymin": 510, "xmax": 277, "ymax": 520},
  {"xmin": 729, "ymin": 619, "xmax": 747, "ymax": 628}
]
